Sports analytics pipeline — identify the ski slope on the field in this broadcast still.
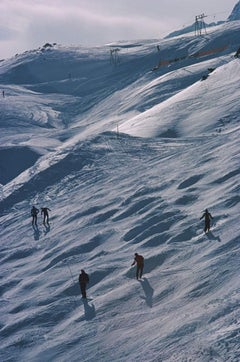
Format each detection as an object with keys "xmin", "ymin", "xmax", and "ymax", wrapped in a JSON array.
[{"xmin": 0, "ymin": 20, "xmax": 240, "ymax": 362}]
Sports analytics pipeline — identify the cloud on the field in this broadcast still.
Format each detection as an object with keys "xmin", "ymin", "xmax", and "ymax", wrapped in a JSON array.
[
  {"xmin": 0, "ymin": 26, "xmax": 17, "ymax": 41},
  {"xmin": 25, "ymin": 10, "xmax": 170, "ymax": 45},
  {"xmin": 0, "ymin": 0, "xmax": 171, "ymax": 56}
]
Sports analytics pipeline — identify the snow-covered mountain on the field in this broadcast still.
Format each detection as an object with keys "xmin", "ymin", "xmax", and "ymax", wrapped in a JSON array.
[
  {"xmin": 228, "ymin": 1, "xmax": 240, "ymax": 21},
  {"xmin": 166, "ymin": 1, "xmax": 239, "ymax": 39},
  {"xmin": 0, "ymin": 19, "xmax": 240, "ymax": 362},
  {"xmin": 164, "ymin": 20, "xmax": 225, "ymax": 39}
]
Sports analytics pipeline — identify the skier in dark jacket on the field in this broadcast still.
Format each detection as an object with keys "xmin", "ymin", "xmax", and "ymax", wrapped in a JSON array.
[
  {"xmin": 234, "ymin": 46, "xmax": 240, "ymax": 58},
  {"xmin": 131, "ymin": 253, "xmax": 144, "ymax": 280},
  {"xmin": 41, "ymin": 207, "xmax": 51, "ymax": 225},
  {"xmin": 200, "ymin": 209, "xmax": 213, "ymax": 233},
  {"xmin": 31, "ymin": 206, "xmax": 39, "ymax": 226},
  {"xmin": 79, "ymin": 269, "xmax": 89, "ymax": 299}
]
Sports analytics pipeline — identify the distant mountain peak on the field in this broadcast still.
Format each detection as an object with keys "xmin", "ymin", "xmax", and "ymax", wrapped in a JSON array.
[
  {"xmin": 165, "ymin": 1, "xmax": 240, "ymax": 39},
  {"xmin": 228, "ymin": 1, "xmax": 240, "ymax": 21}
]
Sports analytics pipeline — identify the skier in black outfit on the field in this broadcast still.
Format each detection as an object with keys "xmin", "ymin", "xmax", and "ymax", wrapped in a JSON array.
[
  {"xmin": 131, "ymin": 253, "xmax": 144, "ymax": 280},
  {"xmin": 41, "ymin": 207, "xmax": 51, "ymax": 224},
  {"xmin": 200, "ymin": 209, "xmax": 213, "ymax": 233},
  {"xmin": 79, "ymin": 269, "xmax": 89, "ymax": 299},
  {"xmin": 31, "ymin": 206, "xmax": 39, "ymax": 226},
  {"xmin": 234, "ymin": 46, "xmax": 240, "ymax": 58}
]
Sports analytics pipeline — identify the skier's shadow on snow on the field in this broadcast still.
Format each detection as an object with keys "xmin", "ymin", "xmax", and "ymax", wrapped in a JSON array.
[
  {"xmin": 206, "ymin": 231, "xmax": 221, "ymax": 242},
  {"xmin": 82, "ymin": 299, "xmax": 96, "ymax": 320},
  {"xmin": 32, "ymin": 225, "xmax": 40, "ymax": 240},
  {"xmin": 43, "ymin": 223, "xmax": 50, "ymax": 234},
  {"xmin": 139, "ymin": 278, "xmax": 154, "ymax": 308}
]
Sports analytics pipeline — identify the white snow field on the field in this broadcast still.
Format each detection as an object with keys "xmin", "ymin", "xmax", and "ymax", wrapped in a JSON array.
[{"xmin": 0, "ymin": 20, "xmax": 240, "ymax": 362}]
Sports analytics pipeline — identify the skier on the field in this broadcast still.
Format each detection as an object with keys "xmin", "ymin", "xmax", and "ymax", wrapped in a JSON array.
[
  {"xmin": 41, "ymin": 207, "xmax": 51, "ymax": 225},
  {"xmin": 31, "ymin": 206, "xmax": 39, "ymax": 226},
  {"xmin": 79, "ymin": 269, "xmax": 89, "ymax": 299},
  {"xmin": 200, "ymin": 209, "xmax": 213, "ymax": 233},
  {"xmin": 131, "ymin": 253, "xmax": 144, "ymax": 280},
  {"xmin": 234, "ymin": 46, "xmax": 240, "ymax": 58}
]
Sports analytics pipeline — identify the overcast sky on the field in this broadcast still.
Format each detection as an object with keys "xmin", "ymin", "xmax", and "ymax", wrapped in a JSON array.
[{"xmin": 0, "ymin": 0, "xmax": 237, "ymax": 59}]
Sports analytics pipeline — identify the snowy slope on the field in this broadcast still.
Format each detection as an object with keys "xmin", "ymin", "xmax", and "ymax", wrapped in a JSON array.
[{"xmin": 0, "ymin": 21, "xmax": 240, "ymax": 362}]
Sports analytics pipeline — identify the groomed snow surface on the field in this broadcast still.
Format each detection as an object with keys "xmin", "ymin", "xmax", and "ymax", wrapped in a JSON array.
[{"xmin": 0, "ymin": 21, "xmax": 240, "ymax": 362}]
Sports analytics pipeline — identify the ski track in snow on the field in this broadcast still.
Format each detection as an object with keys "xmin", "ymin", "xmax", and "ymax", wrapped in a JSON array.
[{"xmin": 0, "ymin": 20, "xmax": 240, "ymax": 362}]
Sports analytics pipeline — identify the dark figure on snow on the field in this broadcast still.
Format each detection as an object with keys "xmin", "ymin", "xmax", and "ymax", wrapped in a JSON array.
[
  {"xmin": 234, "ymin": 46, "xmax": 240, "ymax": 58},
  {"xmin": 79, "ymin": 269, "xmax": 89, "ymax": 299},
  {"xmin": 200, "ymin": 209, "xmax": 213, "ymax": 233},
  {"xmin": 41, "ymin": 207, "xmax": 51, "ymax": 225},
  {"xmin": 131, "ymin": 253, "xmax": 144, "ymax": 280},
  {"xmin": 31, "ymin": 206, "xmax": 39, "ymax": 226}
]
